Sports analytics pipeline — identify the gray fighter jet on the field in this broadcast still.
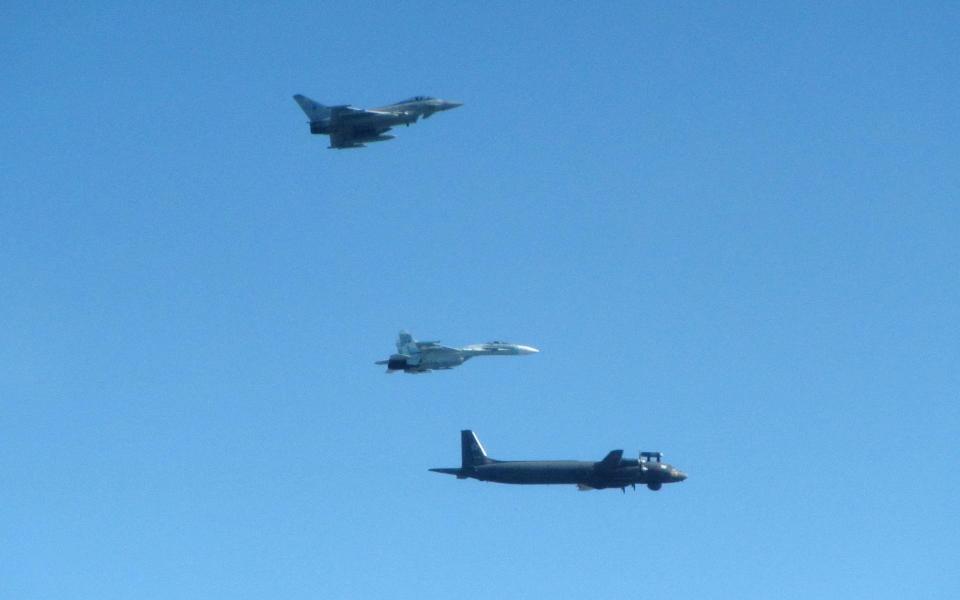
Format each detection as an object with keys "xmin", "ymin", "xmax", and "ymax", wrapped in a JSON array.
[
  {"xmin": 375, "ymin": 331, "xmax": 538, "ymax": 374},
  {"xmin": 431, "ymin": 430, "xmax": 687, "ymax": 492},
  {"xmin": 292, "ymin": 94, "xmax": 462, "ymax": 149}
]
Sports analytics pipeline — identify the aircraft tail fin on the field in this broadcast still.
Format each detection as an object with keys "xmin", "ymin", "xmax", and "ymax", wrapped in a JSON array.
[
  {"xmin": 598, "ymin": 449, "xmax": 624, "ymax": 470},
  {"xmin": 292, "ymin": 94, "xmax": 330, "ymax": 121},
  {"xmin": 396, "ymin": 330, "xmax": 417, "ymax": 354},
  {"xmin": 461, "ymin": 430, "xmax": 492, "ymax": 469}
]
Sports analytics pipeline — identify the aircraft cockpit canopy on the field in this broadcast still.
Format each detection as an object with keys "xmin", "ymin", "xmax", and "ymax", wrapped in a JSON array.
[
  {"xmin": 640, "ymin": 451, "xmax": 663, "ymax": 463},
  {"xmin": 399, "ymin": 96, "xmax": 434, "ymax": 103}
]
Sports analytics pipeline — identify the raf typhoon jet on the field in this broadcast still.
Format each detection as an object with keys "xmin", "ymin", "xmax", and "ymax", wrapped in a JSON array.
[
  {"xmin": 431, "ymin": 430, "xmax": 687, "ymax": 493},
  {"xmin": 375, "ymin": 331, "xmax": 538, "ymax": 374},
  {"xmin": 292, "ymin": 94, "xmax": 462, "ymax": 149}
]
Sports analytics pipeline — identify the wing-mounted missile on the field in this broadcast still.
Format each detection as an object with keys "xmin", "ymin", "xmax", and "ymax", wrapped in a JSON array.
[{"xmin": 356, "ymin": 134, "xmax": 395, "ymax": 143}]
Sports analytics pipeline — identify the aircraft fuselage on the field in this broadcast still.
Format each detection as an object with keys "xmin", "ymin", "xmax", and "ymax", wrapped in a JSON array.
[
  {"xmin": 466, "ymin": 459, "xmax": 683, "ymax": 489},
  {"xmin": 309, "ymin": 111, "xmax": 417, "ymax": 135}
]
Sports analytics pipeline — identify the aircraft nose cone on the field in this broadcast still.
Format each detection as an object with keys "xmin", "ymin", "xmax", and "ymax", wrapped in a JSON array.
[
  {"xmin": 676, "ymin": 471, "xmax": 687, "ymax": 481},
  {"xmin": 518, "ymin": 345, "xmax": 539, "ymax": 355},
  {"xmin": 442, "ymin": 100, "xmax": 463, "ymax": 110}
]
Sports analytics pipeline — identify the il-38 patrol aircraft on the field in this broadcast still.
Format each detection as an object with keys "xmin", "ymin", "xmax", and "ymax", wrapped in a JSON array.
[
  {"xmin": 431, "ymin": 430, "xmax": 687, "ymax": 492},
  {"xmin": 376, "ymin": 331, "xmax": 538, "ymax": 374},
  {"xmin": 292, "ymin": 94, "xmax": 462, "ymax": 148}
]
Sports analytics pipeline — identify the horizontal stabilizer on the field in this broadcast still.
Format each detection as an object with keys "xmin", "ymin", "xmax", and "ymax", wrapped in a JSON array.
[{"xmin": 429, "ymin": 468, "xmax": 462, "ymax": 476}]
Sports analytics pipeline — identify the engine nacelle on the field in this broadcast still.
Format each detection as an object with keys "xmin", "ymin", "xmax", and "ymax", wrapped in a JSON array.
[{"xmin": 387, "ymin": 355, "xmax": 409, "ymax": 371}]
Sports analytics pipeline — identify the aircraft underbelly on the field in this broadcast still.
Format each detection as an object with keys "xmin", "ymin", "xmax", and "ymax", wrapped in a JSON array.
[{"xmin": 476, "ymin": 463, "xmax": 593, "ymax": 485}]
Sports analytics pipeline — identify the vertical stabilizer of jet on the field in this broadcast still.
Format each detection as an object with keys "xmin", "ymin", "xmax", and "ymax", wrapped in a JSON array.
[
  {"xmin": 292, "ymin": 94, "xmax": 331, "ymax": 121},
  {"xmin": 461, "ymin": 430, "xmax": 491, "ymax": 469}
]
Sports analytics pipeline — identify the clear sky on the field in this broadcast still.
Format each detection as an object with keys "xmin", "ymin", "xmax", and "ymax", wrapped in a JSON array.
[{"xmin": 2, "ymin": 2, "xmax": 958, "ymax": 598}]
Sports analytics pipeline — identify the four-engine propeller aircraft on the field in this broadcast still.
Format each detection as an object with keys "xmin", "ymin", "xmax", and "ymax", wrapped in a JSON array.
[
  {"xmin": 293, "ymin": 94, "xmax": 462, "ymax": 149},
  {"xmin": 431, "ymin": 430, "xmax": 687, "ymax": 492},
  {"xmin": 375, "ymin": 331, "xmax": 539, "ymax": 374}
]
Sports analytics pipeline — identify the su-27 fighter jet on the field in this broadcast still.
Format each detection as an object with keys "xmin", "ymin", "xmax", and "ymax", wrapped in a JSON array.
[
  {"xmin": 292, "ymin": 94, "xmax": 462, "ymax": 149},
  {"xmin": 431, "ymin": 430, "xmax": 687, "ymax": 492},
  {"xmin": 375, "ymin": 331, "xmax": 538, "ymax": 373}
]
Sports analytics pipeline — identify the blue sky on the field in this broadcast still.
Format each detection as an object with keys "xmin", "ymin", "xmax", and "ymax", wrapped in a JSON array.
[{"xmin": 2, "ymin": 2, "xmax": 958, "ymax": 598}]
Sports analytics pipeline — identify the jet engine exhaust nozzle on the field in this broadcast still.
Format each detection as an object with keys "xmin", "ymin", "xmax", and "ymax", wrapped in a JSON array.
[{"xmin": 387, "ymin": 357, "xmax": 408, "ymax": 371}]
